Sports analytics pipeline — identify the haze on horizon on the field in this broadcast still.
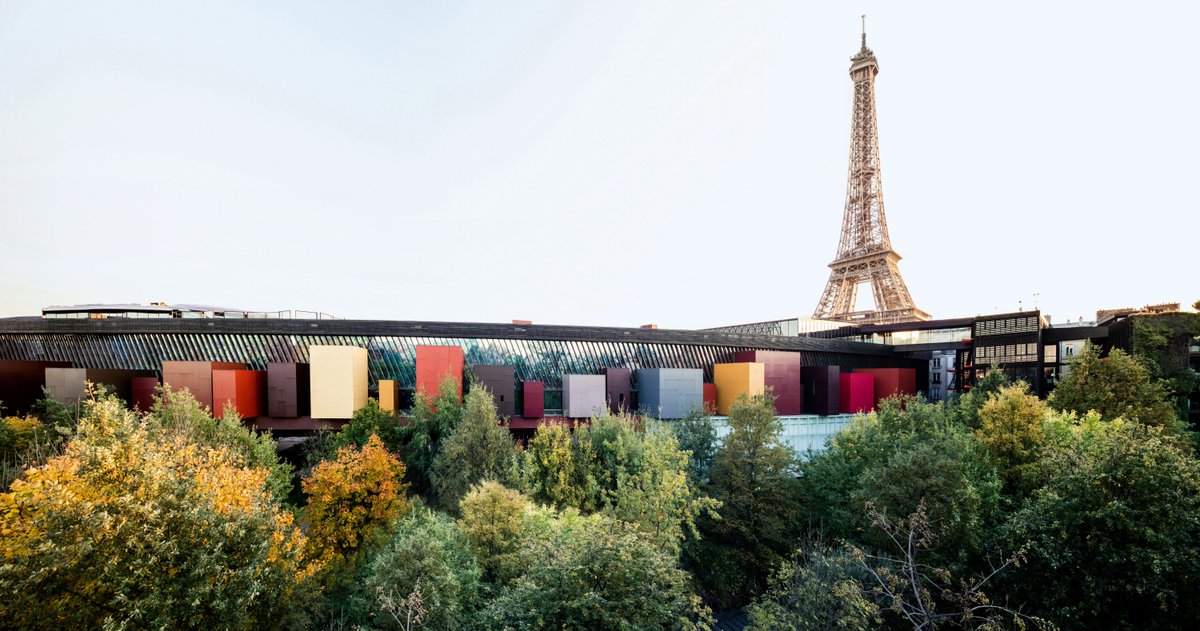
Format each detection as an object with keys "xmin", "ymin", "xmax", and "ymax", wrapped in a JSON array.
[{"xmin": 2, "ymin": 1, "xmax": 1197, "ymax": 327}]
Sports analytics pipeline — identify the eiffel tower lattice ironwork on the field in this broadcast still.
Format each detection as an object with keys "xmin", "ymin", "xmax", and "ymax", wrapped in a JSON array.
[{"xmin": 813, "ymin": 26, "xmax": 930, "ymax": 325}]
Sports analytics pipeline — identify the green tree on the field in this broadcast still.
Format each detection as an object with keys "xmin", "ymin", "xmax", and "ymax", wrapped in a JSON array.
[
  {"xmin": 691, "ymin": 393, "xmax": 801, "ymax": 608},
  {"xmin": 459, "ymin": 480, "xmax": 547, "ymax": 584},
  {"xmin": 673, "ymin": 406, "xmax": 718, "ymax": 485},
  {"xmin": 400, "ymin": 377, "xmax": 464, "ymax": 499},
  {"xmin": 482, "ymin": 512, "xmax": 712, "ymax": 630},
  {"xmin": 746, "ymin": 542, "xmax": 880, "ymax": 631},
  {"xmin": 429, "ymin": 386, "xmax": 519, "ymax": 513},
  {"xmin": 1002, "ymin": 415, "xmax": 1200, "ymax": 629},
  {"xmin": 333, "ymin": 398, "xmax": 406, "ymax": 456},
  {"xmin": 520, "ymin": 421, "xmax": 583, "ymax": 508},
  {"xmin": 0, "ymin": 394, "xmax": 312, "ymax": 630},
  {"xmin": 364, "ymin": 505, "xmax": 482, "ymax": 631},
  {"xmin": 1048, "ymin": 342, "xmax": 1179, "ymax": 430},
  {"xmin": 975, "ymin": 383, "xmax": 1048, "ymax": 498},
  {"xmin": 946, "ymin": 369, "xmax": 1011, "ymax": 430}
]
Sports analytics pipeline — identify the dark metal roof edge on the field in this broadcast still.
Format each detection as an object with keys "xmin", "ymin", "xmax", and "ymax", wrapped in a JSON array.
[{"xmin": 0, "ymin": 318, "xmax": 897, "ymax": 355}]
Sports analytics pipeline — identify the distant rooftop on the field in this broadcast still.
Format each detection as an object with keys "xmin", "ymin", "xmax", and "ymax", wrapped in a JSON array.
[{"xmin": 41, "ymin": 302, "xmax": 340, "ymax": 320}]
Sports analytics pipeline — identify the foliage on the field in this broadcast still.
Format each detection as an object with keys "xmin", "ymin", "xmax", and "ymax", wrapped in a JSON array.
[
  {"xmin": 975, "ymin": 384, "xmax": 1049, "ymax": 499},
  {"xmin": 799, "ymin": 396, "xmax": 1001, "ymax": 567},
  {"xmin": 1002, "ymin": 415, "xmax": 1200, "ymax": 629},
  {"xmin": 1048, "ymin": 343, "xmax": 1179, "ymax": 430},
  {"xmin": 1129, "ymin": 313, "xmax": 1200, "ymax": 423},
  {"xmin": 0, "ymin": 394, "xmax": 312, "ymax": 631},
  {"xmin": 946, "ymin": 369, "xmax": 1012, "ymax": 430},
  {"xmin": 400, "ymin": 377, "xmax": 464, "ymax": 499},
  {"xmin": 521, "ymin": 413, "xmax": 716, "ymax": 555},
  {"xmin": 690, "ymin": 393, "xmax": 801, "ymax": 609},
  {"xmin": 0, "ymin": 414, "xmax": 49, "ymax": 461},
  {"xmin": 429, "ymin": 387, "xmax": 519, "ymax": 513},
  {"xmin": 302, "ymin": 434, "xmax": 410, "ymax": 566},
  {"xmin": 364, "ymin": 505, "xmax": 482, "ymax": 631},
  {"xmin": 746, "ymin": 542, "xmax": 880, "ymax": 631},
  {"xmin": 459, "ymin": 481, "xmax": 543, "ymax": 584},
  {"xmin": 854, "ymin": 501, "xmax": 1053, "ymax": 631},
  {"xmin": 332, "ymin": 398, "xmax": 406, "ymax": 457},
  {"xmin": 673, "ymin": 406, "xmax": 718, "ymax": 485},
  {"xmin": 149, "ymin": 386, "xmax": 294, "ymax": 501},
  {"xmin": 481, "ymin": 511, "xmax": 712, "ymax": 630}
]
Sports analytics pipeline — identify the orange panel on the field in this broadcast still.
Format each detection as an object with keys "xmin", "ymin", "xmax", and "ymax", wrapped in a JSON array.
[
  {"xmin": 212, "ymin": 369, "xmax": 266, "ymax": 418},
  {"xmin": 416, "ymin": 346, "xmax": 464, "ymax": 401}
]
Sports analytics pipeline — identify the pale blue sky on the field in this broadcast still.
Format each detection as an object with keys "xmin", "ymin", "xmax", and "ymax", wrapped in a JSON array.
[{"xmin": 2, "ymin": 1, "xmax": 1197, "ymax": 326}]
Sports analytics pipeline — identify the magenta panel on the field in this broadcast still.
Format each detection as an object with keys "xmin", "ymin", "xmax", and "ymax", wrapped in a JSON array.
[
  {"xmin": 840, "ymin": 373, "xmax": 875, "ymax": 414},
  {"xmin": 734, "ymin": 350, "xmax": 803, "ymax": 415},
  {"xmin": 131, "ymin": 377, "xmax": 159, "ymax": 412}
]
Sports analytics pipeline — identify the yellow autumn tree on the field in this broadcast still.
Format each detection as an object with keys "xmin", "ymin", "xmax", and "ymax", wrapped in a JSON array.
[
  {"xmin": 302, "ymin": 433, "xmax": 410, "ymax": 566},
  {"xmin": 0, "ymin": 395, "xmax": 313, "ymax": 631}
]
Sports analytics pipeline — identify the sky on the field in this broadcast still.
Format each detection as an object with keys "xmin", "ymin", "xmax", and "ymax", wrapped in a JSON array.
[{"xmin": 2, "ymin": 1, "xmax": 1197, "ymax": 327}]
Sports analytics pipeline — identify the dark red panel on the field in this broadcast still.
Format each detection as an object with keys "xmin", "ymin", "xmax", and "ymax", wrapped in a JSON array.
[
  {"xmin": 131, "ymin": 377, "xmax": 159, "ymax": 412},
  {"xmin": 855, "ymin": 368, "xmax": 917, "ymax": 407},
  {"xmin": 702, "ymin": 383, "xmax": 717, "ymax": 413},
  {"xmin": 802, "ymin": 365, "xmax": 841, "ymax": 416},
  {"xmin": 604, "ymin": 367, "xmax": 632, "ymax": 414},
  {"xmin": 0, "ymin": 360, "xmax": 73, "ymax": 415},
  {"xmin": 735, "ymin": 350, "xmax": 803, "ymax": 415},
  {"xmin": 267, "ymin": 362, "xmax": 310, "ymax": 418},
  {"xmin": 522, "ymin": 381, "xmax": 544, "ymax": 418},
  {"xmin": 416, "ymin": 346, "xmax": 464, "ymax": 401},
  {"xmin": 840, "ymin": 373, "xmax": 875, "ymax": 414},
  {"xmin": 212, "ymin": 369, "xmax": 266, "ymax": 418}
]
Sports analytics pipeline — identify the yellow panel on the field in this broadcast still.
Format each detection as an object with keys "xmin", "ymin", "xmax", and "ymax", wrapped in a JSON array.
[
  {"xmin": 713, "ymin": 362, "xmax": 765, "ymax": 416},
  {"xmin": 310, "ymin": 345, "xmax": 369, "ymax": 419},
  {"xmin": 379, "ymin": 379, "xmax": 399, "ymax": 412}
]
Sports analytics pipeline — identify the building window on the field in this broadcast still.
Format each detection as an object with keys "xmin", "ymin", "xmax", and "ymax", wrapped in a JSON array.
[
  {"xmin": 932, "ymin": 372, "xmax": 942, "ymax": 384},
  {"xmin": 933, "ymin": 358, "xmax": 941, "ymax": 368}
]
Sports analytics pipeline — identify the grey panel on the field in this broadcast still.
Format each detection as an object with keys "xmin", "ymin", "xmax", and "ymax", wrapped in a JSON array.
[
  {"xmin": 637, "ymin": 368, "xmax": 703, "ymax": 419},
  {"xmin": 563, "ymin": 374, "xmax": 606, "ymax": 418}
]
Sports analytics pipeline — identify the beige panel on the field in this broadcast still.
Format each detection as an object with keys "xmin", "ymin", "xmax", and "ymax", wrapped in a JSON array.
[
  {"xmin": 310, "ymin": 346, "xmax": 369, "ymax": 419},
  {"xmin": 45, "ymin": 367, "xmax": 87, "ymax": 403},
  {"xmin": 379, "ymin": 379, "xmax": 399, "ymax": 412}
]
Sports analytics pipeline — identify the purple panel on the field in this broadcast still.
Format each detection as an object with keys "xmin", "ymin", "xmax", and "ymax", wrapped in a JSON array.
[
  {"xmin": 735, "ymin": 351, "xmax": 803, "ymax": 415},
  {"xmin": 801, "ymin": 365, "xmax": 840, "ymax": 416},
  {"xmin": 267, "ymin": 362, "xmax": 310, "ymax": 418},
  {"xmin": 604, "ymin": 367, "xmax": 633, "ymax": 414}
]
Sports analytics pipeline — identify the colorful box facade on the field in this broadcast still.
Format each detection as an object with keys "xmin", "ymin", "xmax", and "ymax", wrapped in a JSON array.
[
  {"xmin": 378, "ymin": 379, "xmax": 400, "ymax": 412},
  {"xmin": 416, "ymin": 346, "xmax": 464, "ymax": 401},
  {"xmin": 636, "ymin": 368, "xmax": 703, "ymax": 419},
  {"xmin": 801, "ymin": 366, "xmax": 841, "ymax": 416},
  {"xmin": 212, "ymin": 369, "xmax": 267, "ymax": 418},
  {"xmin": 734, "ymin": 350, "xmax": 803, "ymax": 415},
  {"xmin": 309, "ymin": 346, "xmax": 369, "ymax": 419},
  {"xmin": 0, "ymin": 360, "xmax": 72, "ymax": 414},
  {"xmin": 563, "ymin": 374, "xmax": 606, "ymax": 418},
  {"xmin": 472, "ymin": 365, "xmax": 516, "ymax": 417},
  {"xmin": 604, "ymin": 367, "xmax": 633, "ymax": 413},
  {"xmin": 131, "ymin": 377, "xmax": 159, "ymax": 411},
  {"xmin": 44, "ymin": 367, "xmax": 88, "ymax": 403},
  {"xmin": 713, "ymin": 362, "xmax": 766, "ymax": 416},
  {"xmin": 840, "ymin": 373, "xmax": 875, "ymax": 414},
  {"xmin": 854, "ymin": 368, "xmax": 918, "ymax": 407},
  {"xmin": 162, "ymin": 361, "xmax": 246, "ymax": 411},
  {"xmin": 267, "ymin": 362, "xmax": 310, "ymax": 418},
  {"xmin": 703, "ymin": 383, "xmax": 717, "ymax": 412},
  {"xmin": 522, "ymin": 381, "xmax": 545, "ymax": 418}
]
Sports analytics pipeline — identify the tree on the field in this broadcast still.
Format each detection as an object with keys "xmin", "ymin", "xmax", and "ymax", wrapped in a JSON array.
[
  {"xmin": 673, "ymin": 406, "xmax": 718, "ymax": 485},
  {"xmin": 481, "ymin": 512, "xmax": 712, "ymax": 630},
  {"xmin": 946, "ymin": 369, "xmax": 1011, "ymax": 430},
  {"xmin": 400, "ymin": 377, "xmax": 464, "ymax": 499},
  {"xmin": 975, "ymin": 384, "xmax": 1048, "ymax": 498},
  {"xmin": 746, "ymin": 542, "xmax": 881, "ymax": 631},
  {"xmin": 149, "ymin": 386, "xmax": 293, "ymax": 501},
  {"xmin": 429, "ymin": 386, "xmax": 519, "ymax": 513},
  {"xmin": 364, "ymin": 505, "xmax": 482, "ymax": 630},
  {"xmin": 521, "ymin": 421, "xmax": 585, "ymax": 509},
  {"xmin": 0, "ymin": 395, "xmax": 312, "ymax": 630},
  {"xmin": 459, "ymin": 481, "xmax": 543, "ymax": 584},
  {"xmin": 1048, "ymin": 343, "xmax": 1179, "ymax": 430},
  {"xmin": 332, "ymin": 398, "xmax": 406, "ymax": 456},
  {"xmin": 302, "ymin": 434, "xmax": 410, "ymax": 566},
  {"xmin": 691, "ymin": 393, "xmax": 801, "ymax": 608},
  {"xmin": 1002, "ymin": 415, "xmax": 1200, "ymax": 629}
]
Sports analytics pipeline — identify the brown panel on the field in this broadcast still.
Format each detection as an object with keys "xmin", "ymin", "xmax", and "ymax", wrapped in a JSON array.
[
  {"xmin": 85, "ymin": 369, "xmax": 157, "ymax": 404},
  {"xmin": 472, "ymin": 365, "xmax": 515, "ymax": 417},
  {"xmin": 267, "ymin": 362, "xmax": 310, "ymax": 418},
  {"xmin": 131, "ymin": 377, "xmax": 160, "ymax": 412},
  {"xmin": 0, "ymin": 360, "xmax": 73, "ymax": 415},
  {"xmin": 604, "ymin": 367, "xmax": 633, "ymax": 414},
  {"xmin": 162, "ymin": 361, "xmax": 246, "ymax": 412}
]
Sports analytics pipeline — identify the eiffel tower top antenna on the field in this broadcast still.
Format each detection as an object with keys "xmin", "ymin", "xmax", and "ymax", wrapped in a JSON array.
[{"xmin": 861, "ymin": 15, "xmax": 866, "ymax": 50}]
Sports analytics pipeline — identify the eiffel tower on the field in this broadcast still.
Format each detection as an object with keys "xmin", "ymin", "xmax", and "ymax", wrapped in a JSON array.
[{"xmin": 813, "ymin": 25, "xmax": 930, "ymax": 325}]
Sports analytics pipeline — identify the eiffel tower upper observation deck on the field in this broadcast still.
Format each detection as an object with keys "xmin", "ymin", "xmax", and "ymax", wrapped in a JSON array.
[{"xmin": 813, "ymin": 27, "xmax": 930, "ymax": 325}]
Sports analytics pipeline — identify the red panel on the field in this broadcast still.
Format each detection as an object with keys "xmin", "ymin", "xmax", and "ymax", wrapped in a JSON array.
[
  {"xmin": 162, "ymin": 361, "xmax": 246, "ymax": 412},
  {"xmin": 840, "ymin": 373, "xmax": 875, "ymax": 414},
  {"xmin": 415, "ymin": 346, "xmax": 464, "ymax": 401},
  {"xmin": 855, "ymin": 368, "xmax": 917, "ymax": 407},
  {"xmin": 734, "ymin": 350, "xmax": 803, "ymax": 415},
  {"xmin": 212, "ymin": 369, "xmax": 266, "ymax": 418},
  {"xmin": 523, "ymin": 381, "xmax": 544, "ymax": 418},
  {"xmin": 702, "ymin": 383, "xmax": 717, "ymax": 413},
  {"xmin": 131, "ymin": 377, "xmax": 159, "ymax": 412}
]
